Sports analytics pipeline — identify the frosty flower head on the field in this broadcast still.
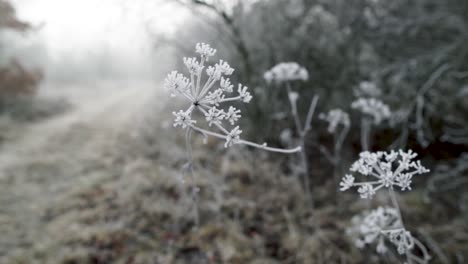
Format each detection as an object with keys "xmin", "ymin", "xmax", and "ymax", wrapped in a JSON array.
[
  {"xmin": 264, "ymin": 62, "xmax": 309, "ymax": 83},
  {"xmin": 382, "ymin": 229, "xmax": 414, "ymax": 255},
  {"xmin": 220, "ymin": 77, "xmax": 233, "ymax": 92},
  {"xmin": 164, "ymin": 43, "xmax": 302, "ymax": 154},
  {"xmin": 354, "ymin": 81, "xmax": 382, "ymax": 98},
  {"xmin": 340, "ymin": 174, "xmax": 355, "ymax": 191},
  {"xmin": 225, "ymin": 106, "xmax": 241, "ymax": 125},
  {"xmin": 238, "ymin": 84, "xmax": 252, "ymax": 103},
  {"xmin": 225, "ymin": 126, "xmax": 242, "ymax": 147},
  {"xmin": 351, "ymin": 98, "xmax": 391, "ymax": 125},
  {"xmin": 319, "ymin": 108, "xmax": 350, "ymax": 133},
  {"xmin": 164, "ymin": 71, "xmax": 189, "ymax": 97},
  {"xmin": 204, "ymin": 107, "xmax": 223, "ymax": 127},
  {"xmin": 347, "ymin": 207, "xmax": 414, "ymax": 255},
  {"xmin": 195, "ymin": 42, "xmax": 216, "ymax": 59},
  {"xmin": 207, "ymin": 60, "xmax": 234, "ymax": 80},
  {"xmin": 340, "ymin": 150, "xmax": 429, "ymax": 199},
  {"xmin": 173, "ymin": 110, "xmax": 196, "ymax": 128},
  {"xmin": 163, "ymin": 43, "xmax": 251, "ymax": 148},
  {"xmin": 183, "ymin": 57, "xmax": 204, "ymax": 75}
]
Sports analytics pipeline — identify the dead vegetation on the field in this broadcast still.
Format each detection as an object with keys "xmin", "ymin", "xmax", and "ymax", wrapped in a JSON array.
[
  {"xmin": 1, "ymin": 112, "xmax": 466, "ymax": 263},
  {"xmin": 0, "ymin": 60, "xmax": 42, "ymax": 98}
]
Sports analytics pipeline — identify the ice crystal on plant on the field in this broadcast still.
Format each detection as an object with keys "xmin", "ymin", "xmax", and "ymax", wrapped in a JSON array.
[
  {"xmin": 173, "ymin": 110, "xmax": 196, "ymax": 128},
  {"xmin": 204, "ymin": 107, "xmax": 224, "ymax": 127},
  {"xmin": 264, "ymin": 62, "xmax": 309, "ymax": 83},
  {"xmin": 164, "ymin": 43, "xmax": 301, "ymax": 154},
  {"xmin": 165, "ymin": 71, "xmax": 189, "ymax": 97},
  {"xmin": 195, "ymin": 42, "xmax": 216, "ymax": 59},
  {"xmin": 340, "ymin": 150, "xmax": 429, "ymax": 198},
  {"xmin": 225, "ymin": 126, "xmax": 242, "ymax": 147},
  {"xmin": 319, "ymin": 108, "xmax": 350, "ymax": 133},
  {"xmin": 358, "ymin": 183, "xmax": 376, "ymax": 199},
  {"xmin": 163, "ymin": 43, "xmax": 248, "ymax": 148},
  {"xmin": 351, "ymin": 98, "xmax": 391, "ymax": 125},
  {"xmin": 340, "ymin": 174, "xmax": 355, "ymax": 191},
  {"xmin": 382, "ymin": 228, "xmax": 415, "ymax": 255},
  {"xmin": 237, "ymin": 84, "xmax": 252, "ymax": 103},
  {"xmin": 224, "ymin": 106, "xmax": 241, "ymax": 125},
  {"xmin": 347, "ymin": 207, "xmax": 414, "ymax": 255},
  {"xmin": 207, "ymin": 60, "xmax": 234, "ymax": 80},
  {"xmin": 183, "ymin": 57, "xmax": 204, "ymax": 74},
  {"xmin": 220, "ymin": 77, "xmax": 233, "ymax": 92}
]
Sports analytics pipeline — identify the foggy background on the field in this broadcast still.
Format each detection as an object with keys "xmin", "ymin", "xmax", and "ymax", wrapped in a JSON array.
[
  {"xmin": 1, "ymin": 0, "xmax": 467, "ymax": 263},
  {"xmin": 6, "ymin": 0, "xmax": 187, "ymax": 82}
]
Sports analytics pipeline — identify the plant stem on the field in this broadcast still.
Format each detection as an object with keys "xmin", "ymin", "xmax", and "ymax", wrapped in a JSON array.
[
  {"xmin": 189, "ymin": 125, "xmax": 302, "ymax": 153},
  {"xmin": 388, "ymin": 188, "xmax": 413, "ymax": 264},
  {"xmin": 361, "ymin": 117, "xmax": 371, "ymax": 151},
  {"xmin": 333, "ymin": 125, "xmax": 349, "ymax": 185},
  {"xmin": 303, "ymin": 95, "xmax": 319, "ymax": 134},
  {"xmin": 185, "ymin": 128, "xmax": 199, "ymax": 227},
  {"xmin": 285, "ymin": 82, "xmax": 316, "ymax": 205},
  {"xmin": 299, "ymin": 135, "xmax": 313, "ymax": 204}
]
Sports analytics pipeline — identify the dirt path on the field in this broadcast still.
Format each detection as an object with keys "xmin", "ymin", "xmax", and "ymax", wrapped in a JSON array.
[{"xmin": 0, "ymin": 80, "xmax": 159, "ymax": 257}]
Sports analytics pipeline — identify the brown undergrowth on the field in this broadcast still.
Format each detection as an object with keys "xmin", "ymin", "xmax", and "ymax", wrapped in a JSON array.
[{"xmin": 3, "ymin": 118, "xmax": 467, "ymax": 264}]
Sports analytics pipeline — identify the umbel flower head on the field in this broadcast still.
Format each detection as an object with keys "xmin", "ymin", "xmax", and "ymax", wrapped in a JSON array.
[
  {"xmin": 264, "ymin": 62, "xmax": 309, "ymax": 83},
  {"xmin": 351, "ymin": 98, "xmax": 391, "ymax": 125},
  {"xmin": 354, "ymin": 81, "xmax": 382, "ymax": 98},
  {"xmin": 340, "ymin": 150, "xmax": 430, "ymax": 199},
  {"xmin": 164, "ymin": 43, "xmax": 301, "ymax": 154},
  {"xmin": 347, "ymin": 207, "xmax": 414, "ymax": 255},
  {"xmin": 164, "ymin": 43, "xmax": 248, "ymax": 148},
  {"xmin": 319, "ymin": 108, "xmax": 350, "ymax": 133}
]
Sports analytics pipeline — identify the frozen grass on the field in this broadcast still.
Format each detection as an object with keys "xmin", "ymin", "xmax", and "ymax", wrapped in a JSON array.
[{"xmin": 0, "ymin": 95, "xmax": 70, "ymax": 147}]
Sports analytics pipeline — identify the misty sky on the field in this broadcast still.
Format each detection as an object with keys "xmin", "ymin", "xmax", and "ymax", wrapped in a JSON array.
[{"xmin": 10, "ymin": 0, "xmax": 188, "ymax": 81}]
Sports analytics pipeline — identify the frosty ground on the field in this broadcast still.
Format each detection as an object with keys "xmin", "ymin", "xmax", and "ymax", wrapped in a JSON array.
[
  {"xmin": 0, "ymin": 81, "xmax": 465, "ymax": 264},
  {"xmin": 0, "ymin": 81, "xmax": 159, "ymax": 262}
]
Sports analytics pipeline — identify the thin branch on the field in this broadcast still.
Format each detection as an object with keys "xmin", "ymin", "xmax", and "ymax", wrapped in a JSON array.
[
  {"xmin": 189, "ymin": 125, "xmax": 302, "ymax": 153},
  {"xmin": 388, "ymin": 188, "xmax": 413, "ymax": 264},
  {"xmin": 286, "ymin": 83, "xmax": 303, "ymax": 134},
  {"xmin": 185, "ymin": 128, "xmax": 199, "ymax": 227},
  {"xmin": 303, "ymin": 95, "xmax": 320, "ymax": 134}
]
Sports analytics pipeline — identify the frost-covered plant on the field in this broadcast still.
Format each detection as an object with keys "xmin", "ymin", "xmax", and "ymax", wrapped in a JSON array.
[
  {"xmin": 340, "ymin": 150, "xmax": 429, "ymax": 196},
  {"xmin": 165, "ymin": 43, "xmax": 301, "ymax": 154},
  {"xmin": 264, "ymin": 62, "xmax": 309, "ymax": 83},
  {"xmin": 318, "ymin": 109, "xmax": 351, "ymax": 182},
  {"xmin": 354, "ymin": 81, "xmax": 382, "ymax": 98},
  {"xmin": 347, "ymin": 207, "xmax": 413, "ymax": 255},
  {"xmin": 340, "ymin": 150, "xmax": 431, "ymax": 263},
  {"xmin": 165, "ymin": 43, "xmax": 301, "ymax": 225},
  {"xmin": 351, "ymin": 98, "xmax": 391, "ymax": 125},
  {"xmin": 319, "ymin": 109, "xmax": 350, "ymax": 134},
  {"xmin": 351, "ymin": 98, "xmax": 391, "ymax": 150},
  {"xmin": 264, "ymin": 62, "xmax": 318, "ymax": 203}
]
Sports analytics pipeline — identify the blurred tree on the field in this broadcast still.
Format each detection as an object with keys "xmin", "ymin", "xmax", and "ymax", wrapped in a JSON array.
[
  {"xmin": 168, "ymin": 0, "xmax": 468, "ymax": 155},
  {"xmin": 0, "ymin": 0, "xmax": 29, "ymax": 31},
  {"xmin": 0, "ymin": 0, "xmax": 42, "ymax": 106}
]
